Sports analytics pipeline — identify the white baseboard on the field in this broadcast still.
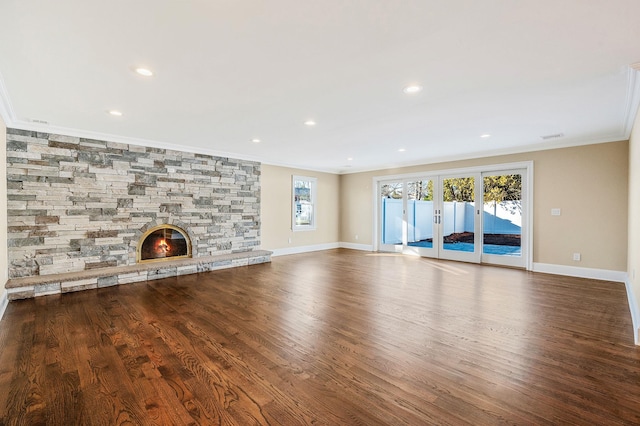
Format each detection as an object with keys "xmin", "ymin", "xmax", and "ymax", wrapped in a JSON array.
[
  {"xmin": 534, "ymin": 263, "xmax": 639, "ymax": 345},
  {"xmin": 532, "ymin": 263, "xmax": 626, "ymax": 283},
  {"xmin": 270, "ymin": 242, "xmax": 375, "ymax": 257},
  {"xmin": 339, "ymin": 242, "xmax": 374, "ymax": 251},
  {"xmin": 624, "ymin": 278, "xmax": 640, "ymax": 345},
  {"xmin": 270, "ymin": 242, "xmax": 341, "ymax": 257},
  {"xmin": 0, "ymin": 289, "xmax": 8, "ymax": 322}
]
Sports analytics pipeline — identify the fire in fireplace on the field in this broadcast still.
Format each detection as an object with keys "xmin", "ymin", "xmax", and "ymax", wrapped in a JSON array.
[{"xmin": 138, "ymin": 225, "xmax": 192, "ymax": 262}]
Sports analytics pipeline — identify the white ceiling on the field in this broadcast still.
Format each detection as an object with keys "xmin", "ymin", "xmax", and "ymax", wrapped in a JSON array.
[{"xmin": 1, "ymin": 0, "xmax": 639, "ymax": 174}]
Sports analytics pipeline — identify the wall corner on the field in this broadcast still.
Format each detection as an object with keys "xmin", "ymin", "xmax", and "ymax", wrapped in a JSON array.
[{"xmin": 624, "ymin": 276, "xmax": 640, "ymax": 345}]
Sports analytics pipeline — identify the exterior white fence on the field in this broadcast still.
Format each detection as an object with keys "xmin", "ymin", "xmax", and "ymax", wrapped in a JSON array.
[{"xmin": 382, "ymin": 198, "xmax": 521, "ymax": 244}]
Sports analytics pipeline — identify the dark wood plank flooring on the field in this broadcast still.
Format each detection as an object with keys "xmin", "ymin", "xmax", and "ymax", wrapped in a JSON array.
[{"xmin": 1, "ymin": 249, "xmax": 639, "ymax": 425}]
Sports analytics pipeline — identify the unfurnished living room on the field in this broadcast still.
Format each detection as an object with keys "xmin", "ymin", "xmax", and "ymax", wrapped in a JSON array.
[{"xmin": 1, "ymin": 1, "xmax": 640, "ymax": 425}]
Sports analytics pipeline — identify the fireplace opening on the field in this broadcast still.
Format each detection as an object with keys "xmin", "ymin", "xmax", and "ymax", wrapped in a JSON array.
[{"xmin": 137, "ymin": 225, "xmax": 192, "ymax": 263}]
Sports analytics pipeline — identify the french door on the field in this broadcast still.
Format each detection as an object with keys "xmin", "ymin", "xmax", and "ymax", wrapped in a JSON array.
[
  {"xmin": 438, "ymin": 173, "xmax": 481, "ymax": 263},
  {"xmin": 378, "ymin": 166, "xmax": 528, "ymax": 268},
  {"xmin": 480, "ymin": 169, "xmax": 526, "ymax": 268},
  {"xmin": 380, "ymin": 178, "xmax": 439, "ymax": 257}
]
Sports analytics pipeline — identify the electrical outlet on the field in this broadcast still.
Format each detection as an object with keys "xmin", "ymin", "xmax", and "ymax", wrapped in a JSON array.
[
  {"xmin": 355, "ymin": 234, "xmax": 359, "ymax": 240},
  {"xmin": 288, "ymin": 237, "xmax": 292, "ymax": 244},
  {"xmin": 572, "ymin": 253, "xmax": 581, "ymax": 261}
]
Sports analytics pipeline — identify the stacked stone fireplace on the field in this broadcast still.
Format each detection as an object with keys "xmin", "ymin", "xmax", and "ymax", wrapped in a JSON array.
[{"xmin": 5, "ymin": 129, "xmax": 270, "ymax": 299}]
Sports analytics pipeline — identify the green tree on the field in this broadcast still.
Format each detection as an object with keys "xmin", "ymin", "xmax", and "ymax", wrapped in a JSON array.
[
  {"xmin": 483, "ymin": 174, "xmax": 521, "ymax": 203},
  {"xmin": 483, "ymin": 174, "xmax": 522, "ymax": 214},
  {"xmin": 443, "ymin": 178, "xmax": 475, "ymax": 202}
]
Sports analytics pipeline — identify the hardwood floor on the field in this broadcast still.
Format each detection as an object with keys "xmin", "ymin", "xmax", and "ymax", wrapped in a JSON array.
[{"xmin": 1, "ymin": 248, "xmax": 639, "ymax": 425}]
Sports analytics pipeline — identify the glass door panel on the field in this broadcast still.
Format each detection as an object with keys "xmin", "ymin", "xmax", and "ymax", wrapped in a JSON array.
[
  {"xmin": 406, "ymin": 179, "xmax": 437, "ymax": 256},
  {"xmin": 439, "ymin": 175, "xmax": 480, "ymax": 262},
  {"xmin": 482, "ymin": 171, "xmax": 526, "ymax": 267},
  {"xmin": 380, "ymin": 181, "xmax": 405, "ymax": 252}
]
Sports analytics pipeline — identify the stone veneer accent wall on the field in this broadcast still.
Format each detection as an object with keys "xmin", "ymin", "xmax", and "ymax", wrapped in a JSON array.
[{"xmin": 6, "ymin": 129, "xmax": 261, "ymax": 279}]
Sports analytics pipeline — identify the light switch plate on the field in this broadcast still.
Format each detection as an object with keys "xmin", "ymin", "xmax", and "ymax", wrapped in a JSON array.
[{"xmin": 551, "ymin": 208, "xmax": 561, "ymax": 216}]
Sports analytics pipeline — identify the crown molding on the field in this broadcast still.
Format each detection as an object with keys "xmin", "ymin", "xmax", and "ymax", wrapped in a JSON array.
[
  {"xmin": 622, "ymin": 64, "xmax": 640, "ymax": 138},
  {"xmin": 0, "ymin": 72, "xmax": 17, "ymax": 125},
  {"xmin": 10, "ymin": 114, "xmax": 620, "ymax": 176}
]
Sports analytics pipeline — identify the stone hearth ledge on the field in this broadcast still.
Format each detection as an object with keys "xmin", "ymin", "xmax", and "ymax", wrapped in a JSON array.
[{"xmin": 6, "ymin": 250, "xmax": 272, "ymax": 300}]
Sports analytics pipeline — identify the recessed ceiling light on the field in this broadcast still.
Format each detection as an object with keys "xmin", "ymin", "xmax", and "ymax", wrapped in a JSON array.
[
  {"xmin": 480, "ymin": 134, "xmax": 491, "ymax": 138},
  {"xmin": 251, "ymin": 138, "xmax": 261, "ymax": 143},
  {"xmin": 304, "ymin": 120, "xmax": 316, "ymax": 126},
  {"xmin": 347, "ymin": 157, "xmax": 353, "ymax": 161},
  {"xmin": 135, "ymin": 67, "xmax": 153, "ymax": 77},
  {"xmin": 108, "ymin": 110, "xmax": 123, "ymax": 116},
  {"xmin": 403, "ymin": 85, "xmax": 422, "ymax": 94},
  {"xmin": 398, "ymin": 148, "xmax": 406, "ymax": 152}
]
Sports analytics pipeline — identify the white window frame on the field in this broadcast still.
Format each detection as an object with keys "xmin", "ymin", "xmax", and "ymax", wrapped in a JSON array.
[{"xmin": 292, "ymin": 175, "xmax": 317, "ymax": 231}]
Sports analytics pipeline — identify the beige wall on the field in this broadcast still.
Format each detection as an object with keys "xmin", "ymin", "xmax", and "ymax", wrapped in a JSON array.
[
  {"xmin": 628, "ymin": 108, "xmax": 640, "ymax": 341},
  {"xmin": 0, "ymin": 118, "xmax": 7, "ymax": 293},
  {"xmin": 261, "ymin": 165, "xmax": 340, "ymax": 251},
  {"xmin": 340, "ymin": 141, "xmax": 629, "ymax": 272}
]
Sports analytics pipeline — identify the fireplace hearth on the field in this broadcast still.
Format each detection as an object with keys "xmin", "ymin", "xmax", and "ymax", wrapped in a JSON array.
[{"xmin": 138, "ymin": 225, "xmax": 191, "ymax": 263}]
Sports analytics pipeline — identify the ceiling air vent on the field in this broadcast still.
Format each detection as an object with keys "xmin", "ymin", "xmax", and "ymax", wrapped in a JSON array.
[
  {"xmin": 540, "ymin": 133, "xmax": 564, "ymax": 140},
  {"xmin": 30, "ymin": 118, "xmax": 49, "ymax": 125}
]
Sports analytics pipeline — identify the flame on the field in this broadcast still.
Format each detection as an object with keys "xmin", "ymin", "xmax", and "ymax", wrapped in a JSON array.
[{"xmin": 158, "ymin": 238, "xmax": 170, "ymax": 253}]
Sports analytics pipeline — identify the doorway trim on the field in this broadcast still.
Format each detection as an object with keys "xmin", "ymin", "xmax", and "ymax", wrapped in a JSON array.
[{"xmin": 372, "ymin": 161, "xmax": 534, "ymax": 270}]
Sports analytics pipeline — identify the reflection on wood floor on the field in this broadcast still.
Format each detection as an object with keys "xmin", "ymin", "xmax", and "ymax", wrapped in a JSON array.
[{"xmin": 0, "ymin": 248, "xmax": 638, "ymax": 425}]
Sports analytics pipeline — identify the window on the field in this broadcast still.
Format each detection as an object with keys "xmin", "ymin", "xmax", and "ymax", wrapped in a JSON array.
[{"xmin": 292, "ymin": 175, "xmax": 317, "ymax": 231}]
